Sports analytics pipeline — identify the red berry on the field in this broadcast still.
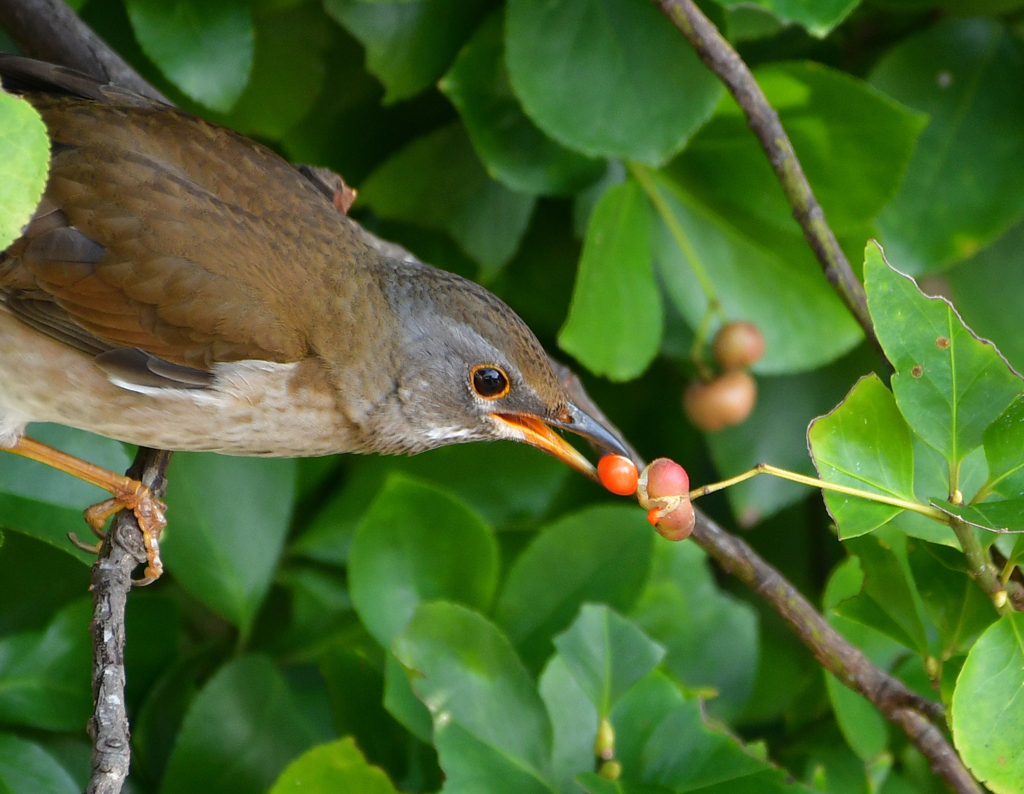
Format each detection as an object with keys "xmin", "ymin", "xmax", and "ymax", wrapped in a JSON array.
[
  {"xmin": 598, "ymin": 455, "xmax": 639, "ymax": 496},
  {"xmin": 712, "ymin": 321, "xmax": 765, "ymax": 370},
  {"xmin": 645, "ymin": 458, "xmax": 690, "ymax": 500},
  {"xmin": 684, "ymin": 370, "xmax": 757, "ymax": 432}
]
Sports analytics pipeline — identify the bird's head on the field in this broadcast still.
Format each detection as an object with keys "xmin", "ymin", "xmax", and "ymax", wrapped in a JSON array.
[{"xmin": 375, "ymin": 265, "xmax": 633, "ymax": 481}]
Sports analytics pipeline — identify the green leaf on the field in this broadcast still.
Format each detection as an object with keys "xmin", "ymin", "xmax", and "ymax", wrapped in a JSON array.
[
  {"xmin": 707, "ymin": 346, "xmax": 878, "ymax": 526},
  {"xmin": 440, "ymin": 11, "xmax": 604, "ymax": 196},
  {"xmin": 609, "ymin": 670, "xmax": 686, "ymax": 777},
  {"xmin": 359, "ymin": 123, "xmax": 535, "ymax": 275},
  {"xmin": 671, "ymin": 61, "xmax": 927, "ymax": 237},
  {"xmin": 0, "ymin": 87, "xmax": 48, "ymax": 252},
  {"xmin": 383, "ymin": 651, "xmax": 432, "ymax": 743},
  {"xmin": 161, "ymin": 655, "xmax": 321, "ymax": 794},
  {"xmin": 630, "ymin": 540, "xmax": 758, "ymax": 722},
  {"xmin": 161, "ymin": 454, "xmax": 296, "ymax": 634},
  {"xmin": 393, "ymin": 602, "xmax": 557, "ymax": 793},
  {"xmin": 495, "ymin": 505, "xmax": 654, "ymax": 670},
  {"xmin": 0, "ymin": 598, "xmax": 91, "ymax": 731},
  {"xmin": 0, "ymin": 425, "xmax": 131, "ymax": 561},
  {"xmin": 125, "ymin": 0, "xmax": 254, "ymax": 111},
  {"xmin": 906, "ymin": 538, "xmax": 997, "ymax": 655},
  {"xmin": 833, "ymin": 533, "xmax": 929, "ymax": 655},
  {"xmin": 947, "ymin": 220, "xmax": 1024, "ymax": 375},
  {"xmin": 982, "ymin": 394, "xmax": 1024, "ymax": 499},
  {"xmin": 576, "ymin": 775, "xmax": 674, "ymax": 794},
  {"xmin": 504, "ymin": 0, "xmax": 722, "ymax": 165},
  {"xmin": 0, "ymin": 734, "xmax": 78, "ymax": 794},
  {"xmin": 650, "ymin": 170, "xmax": 862, "ymax": 375},
  {"xmin": 824, "ymin": 672, "xmax": 889, "ymax": 762},
  {"xmin": 928, "ymin": 499, "xmax": 1024, "ymax": 534},
  {"xmin": 808, "ymin": 373, "xmax": 918, "ymax": 538},
  {"xmin": 325, "ymin": 0, "xmax": 490, "ymax": 105},
  {"xmin": 213, "ymin": 2, "xmax": 332, "ymax": 140},
  {"xmin": 538, "ymin": 655, "xmax": 596, "ymax": 793},
  {"xmin": 872, "ymin": 18, "xmax": 1024, "ymax": 272},
  {"xmin": 348, "ymin": 474, "xmax": 498, "ymax": 648},
  {"xmin": 952, "ymin": 613, "xmax": 1024, "ymax": 794},
  {"xmin": 715, "ymin": 0, "xmax": 859, "ymax": 37},
  {"xmin": 865, "ymin": 241, "xmax": 1023, "ymax": 471},
  {"xmin": 557, "ymin": 180, "xmax": 662, "ymax": 381},
  {"xmin": 553, "ymin": 604, "xmax": 665, "ymax": 718},
  {"xmin": 269, "ymin": 738, "xmax": 399, "ymax": 794}
]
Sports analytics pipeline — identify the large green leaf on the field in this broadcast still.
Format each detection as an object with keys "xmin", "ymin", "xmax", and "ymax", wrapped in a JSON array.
[
  {"xmin": 125, "ymin": 0, "xmax": 254, "ymax": 111},
  {"xmin": 808, "ymin": 373, "xmax": 917, "ymax": 538},
  {"xmin": 0, "ymin": 425, "xmax": 131, "ymax": 561},
  {"xmin": 393, "ymin": 602, "xmax": 557, "ymax": 793},
  {"xmin": 650, "ymin": 171, "xmax": 862, "ymax": 375},
  {"xmin": 558, "ymin": 180, "xmax": 662, "ymax": 381},
  {"xmin": 495, "ymin": 505, "xmax": 653, "ymax": 670},
  {"xmin": 0, "ymin": 734, "xmax": 78, "ymax": 794},
  {"xmin": 715, "ymin": 0, "xmax": 859, "ymax": 37},
  {"xmin": 981, "ymin": 395, "xmax": 1024, "ymax": 500},
  {"xmin": 0, "ymin": 87, "xmax": 48, "ymax": 252},
  {"xmin": 706, "ymin": 345, "xmax": 877, "ymax": 526},
  {"xmin": 538, "ymin": 655, "xmax": 596, "ymax": 793},
  {"xmin": 0, "ymin": 598, "xmax": 91, "ymax": 731},
  {"xmin": 269, "ymin": 738, "xmax": 399, "ymax": 794},
  {"xmin": 871, "ymin": 18, "xmax": 1024, "ymax": 273},
  {"xmin": 161, "ymin": 655, "xmax": 323, "ymax": 794},
  {"xmin": 161, "ymin": 454, "xmax": 296, "ymax": 634},
  {"xmin": 440, "ymin": 11, "xmax": 603, "ymax": 196},
  {"xmin": 359, "ymin": 123, "xmax": 535, "ymax": 275},
  {"xmin": 213, "ymin": 2, "xmax": 332, "ymax": 140},
  {"xmin": 325, "ymin": 0, "xmax": 489, "ymax": 105},
  {"xmin": 552, "ymin": 605, "xmax": 665, "ymax": 718},
  {"xmin": 630, "ymin": 540, "xmax": 758, "ymax": 722},
  {"xmin": 947, "ymin": 220, "xmax": 1024, "ymax": 374},
  {"xmin": 864, "ymin": 242, "xmax": 1023, "ymax": 474},
  {"xmin": 504, "ymin": 0, "xmax": 722, "ymax": 165},
  {"xmin": 671, "ymin": 61, "xmax": 926, "ymax": 237},
  {"xmin": 951, "ymin": 613, "xmax": 1024, "ymax": 794},
  {"xmin": 347, "ymin": 474, "xmax": 498, "ymax": 648}
]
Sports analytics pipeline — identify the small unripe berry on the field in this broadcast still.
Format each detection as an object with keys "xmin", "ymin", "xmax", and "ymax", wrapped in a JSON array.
[
  {"xmin": 597, "ymin": 455, "xmax": 639, "ymax": 496},
  {"xmin": 712, "ymin": 321, "xmax": 765, "ymax": 370},
  {"xmin": 684, "ymin": 371, "xmax": 757, "ymax": 432}
]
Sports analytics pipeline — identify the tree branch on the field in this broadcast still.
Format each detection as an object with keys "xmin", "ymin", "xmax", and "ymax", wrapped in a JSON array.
[
  {"xmin": 655, "ymin": 0, "xmax": 876, "ymax": 348},
  {"xmin": 690, "ymin": 511, "xmax": 979, "ymax": 793},
  {"xmin": 0, "ymin": 3, "xmax": 171, "ymax": 792}
]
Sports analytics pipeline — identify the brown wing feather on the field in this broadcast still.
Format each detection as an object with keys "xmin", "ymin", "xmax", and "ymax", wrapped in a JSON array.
[{"xmin": 0, "ymin": 56, "xmax": 364, "ymax": 375}]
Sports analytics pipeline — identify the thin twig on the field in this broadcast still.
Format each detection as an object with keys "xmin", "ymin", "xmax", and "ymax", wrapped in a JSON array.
[
  {"xmin": 949, "ymin": 516, "xmax": 1014, "ymax": 616},
  {"xmin": 689, "ymin": 510, "xmax": 979, "ymax": 794},
  {"xmin": 87, "ymin": 449, "xmax": 172, "ymax": 794},
  {"xmin": 0, "ymin": 3, "xmax": 171, "ymax": 792},
  {"xmin": 655, "ymin": 0, "xmax": 877, "ymax": 348}
]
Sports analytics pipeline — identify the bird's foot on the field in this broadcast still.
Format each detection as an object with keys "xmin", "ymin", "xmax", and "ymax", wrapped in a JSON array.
[{"xmin": 83, "ymin": 482, "xmax": 168, "ymax": 585}]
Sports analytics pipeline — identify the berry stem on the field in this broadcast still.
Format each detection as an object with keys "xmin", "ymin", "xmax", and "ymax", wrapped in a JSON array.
[{"xmin": 690, "ymin": 462, "xmax": 949, "ymax": 523}]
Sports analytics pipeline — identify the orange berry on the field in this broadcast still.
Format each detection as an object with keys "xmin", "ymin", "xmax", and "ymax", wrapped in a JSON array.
[{"xmin": 598, "ymin": 455, "xmax": 639, "ymax": 496}]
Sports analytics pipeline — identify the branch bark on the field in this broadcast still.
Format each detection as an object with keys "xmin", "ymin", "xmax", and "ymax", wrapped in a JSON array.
[
  {"xmin": 0, "ymin": 3, "xmax": 171, "ymax": 792},
  {"xmin": 655, "ymin": 0, "xmax": 876, "ymax": 348}
]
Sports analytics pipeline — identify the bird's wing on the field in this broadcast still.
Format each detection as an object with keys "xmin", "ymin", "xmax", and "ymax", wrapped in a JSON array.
[{"xmin": 0, "ymin": 56, "xmax": 353, "ymax": 386}]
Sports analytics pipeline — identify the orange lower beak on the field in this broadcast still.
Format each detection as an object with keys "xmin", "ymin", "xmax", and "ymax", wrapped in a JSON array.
[{"xmin": 490, "ymin": 413, "xmax": 597, "ymax": 480}]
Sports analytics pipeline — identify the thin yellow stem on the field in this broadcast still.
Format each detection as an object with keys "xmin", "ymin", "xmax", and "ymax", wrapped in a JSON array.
[
  {"xmin": 628, "ymin": 162, "xmax": 722, "ymax": 313},
  {"xmin": 689, "ymin": 463, "xmax": 949, "ymax": 523}
]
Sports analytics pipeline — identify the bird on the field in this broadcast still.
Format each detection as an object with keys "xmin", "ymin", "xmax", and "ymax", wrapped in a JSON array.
[{"xmin": 0, "ymin": 56, "xmax": 634, "ymax": 582}]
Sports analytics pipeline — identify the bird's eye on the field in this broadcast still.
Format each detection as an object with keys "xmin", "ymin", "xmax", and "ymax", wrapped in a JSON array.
[{"xmin": 471, "ymin": 365, "xmax": 510, "ymax": 400}]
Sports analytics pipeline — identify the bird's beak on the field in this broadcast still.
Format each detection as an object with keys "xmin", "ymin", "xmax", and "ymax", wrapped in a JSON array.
[{"xmin": 490, "ymin": 403, "xmax": 633, "ymax": 482}]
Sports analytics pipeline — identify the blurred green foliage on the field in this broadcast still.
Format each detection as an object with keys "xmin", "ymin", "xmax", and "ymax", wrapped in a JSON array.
[{"xmin": 3, "ymin": 0, "xmax": 1024, "ymax": 791}]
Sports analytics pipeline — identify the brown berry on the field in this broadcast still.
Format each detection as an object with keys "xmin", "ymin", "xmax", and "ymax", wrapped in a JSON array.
[
  {"xmin": 711, "ymin": 321, "xmax": 765, "ymax": 370},
  {"xmin": 684, "ymin": 370, "xmax": 757, "ymax": 432},
  {"xmin": 650, "ymin": 499, "xmax": 695, "ymax": 541},
  {"xmin": 644, "ymin": 458, "xmax": 690, "ymax": 500}
]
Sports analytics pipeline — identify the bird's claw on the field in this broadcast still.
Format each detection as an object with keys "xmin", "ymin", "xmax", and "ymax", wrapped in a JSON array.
[{"xmin": 81, "ymin": 480, "xmax": 167, "ymax": 585}]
